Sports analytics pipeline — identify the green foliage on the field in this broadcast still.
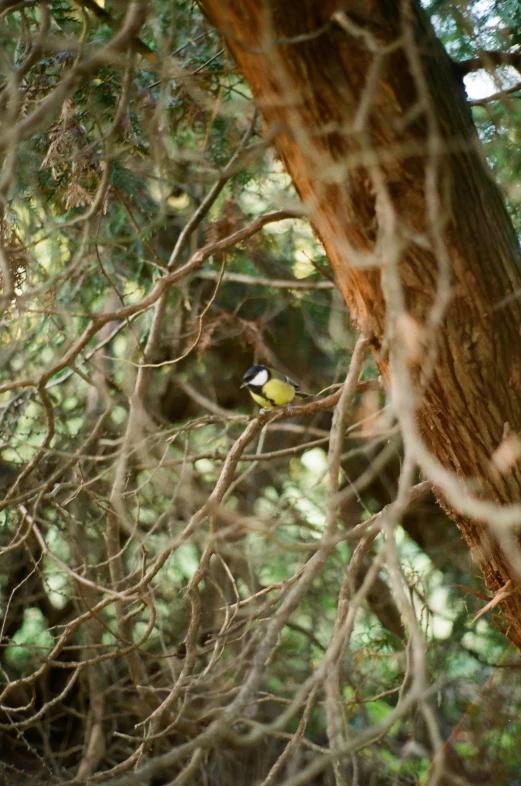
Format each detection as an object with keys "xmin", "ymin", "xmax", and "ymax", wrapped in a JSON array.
[{"xmin": 0, "ymin": 1, "xmax": 520, "ymax": 784}]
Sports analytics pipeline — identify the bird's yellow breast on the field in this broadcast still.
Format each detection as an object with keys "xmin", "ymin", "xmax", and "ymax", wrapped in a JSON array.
[{"xmin": 249, "ymin": 378, "xmax": 296, "ymax": 408}]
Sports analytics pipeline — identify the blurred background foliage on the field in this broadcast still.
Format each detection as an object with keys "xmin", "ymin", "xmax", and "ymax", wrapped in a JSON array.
[{"xmin": 1, "ymin": 1, "xmax": 521, "ymax": 784}]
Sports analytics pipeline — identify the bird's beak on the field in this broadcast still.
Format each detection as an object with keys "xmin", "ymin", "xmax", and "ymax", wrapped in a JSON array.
[{"xmin": 240, "ymin": 381, "xmax": 249, "ymax": 389}]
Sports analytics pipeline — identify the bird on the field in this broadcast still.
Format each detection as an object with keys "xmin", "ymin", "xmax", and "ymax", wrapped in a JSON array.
[{"xmin": 240, "ymin": 365, "xmax": 311, "ymax": 412}]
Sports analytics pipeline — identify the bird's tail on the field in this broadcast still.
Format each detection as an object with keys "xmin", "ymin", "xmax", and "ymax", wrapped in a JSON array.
[{"xmin": 295, "ymin": 390, "xmax": 312, "ymax": 399}]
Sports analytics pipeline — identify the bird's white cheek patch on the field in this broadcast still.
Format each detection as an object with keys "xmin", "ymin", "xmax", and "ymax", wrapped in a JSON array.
[{"xmin": 250, "ymin": 369, "xmax": 269, "ymax": 386}]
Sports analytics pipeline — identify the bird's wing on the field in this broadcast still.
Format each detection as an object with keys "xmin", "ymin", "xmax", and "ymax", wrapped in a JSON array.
[
  {"xmin": 284, "ymin": 373, "xmax": 311, "ymax": 397},
  {"xmin": 269, "ymin": 367, "xmax": 297, "ymax": 388},
  {"xmin": 269, "ymin": 367, "xmax": 309, "ymax": 394},
  {"xmin": 285, "ymin": 374, "xmax": 300, "ymax": 389}
]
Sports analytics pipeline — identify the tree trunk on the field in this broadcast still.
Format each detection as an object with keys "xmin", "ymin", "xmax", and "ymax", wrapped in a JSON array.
[{"xmin": 198, "ymin": 0, "xmax": 521, "ymax": 648}]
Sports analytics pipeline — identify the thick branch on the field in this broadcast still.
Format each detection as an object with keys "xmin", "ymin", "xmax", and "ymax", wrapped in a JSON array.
[
  {"xmin": 456, "ymin": 48, "xmax": 521, "ymax": 76},
  {"xmin": 197, "ymin": 0, "xmax": 521, "ymax": 649}
]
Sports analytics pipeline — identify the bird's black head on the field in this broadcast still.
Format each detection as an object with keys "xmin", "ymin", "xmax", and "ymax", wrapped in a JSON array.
[{"xmin": 241, "ymin": 365, "xmax": 269, "ymax": 388}]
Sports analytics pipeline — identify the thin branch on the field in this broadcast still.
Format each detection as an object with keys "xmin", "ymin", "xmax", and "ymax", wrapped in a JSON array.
[
  {"xmin": 469, "ymin": 80, "xmax": 521, "ymax": 106},
  {"xmin": 195, "ymin": 270, "xmax": 335, "ymax": 289}
]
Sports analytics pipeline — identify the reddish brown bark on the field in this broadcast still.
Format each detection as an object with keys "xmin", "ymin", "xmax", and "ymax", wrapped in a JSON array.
[{"xmin": 198, "ymin": 0, "xmax": 521, "ymax": 648}]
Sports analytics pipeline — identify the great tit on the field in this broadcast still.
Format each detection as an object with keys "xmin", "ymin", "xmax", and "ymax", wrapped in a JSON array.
[{"xmin": 241, "ymin": 365, "xmax": 310, "ymax": 411}]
